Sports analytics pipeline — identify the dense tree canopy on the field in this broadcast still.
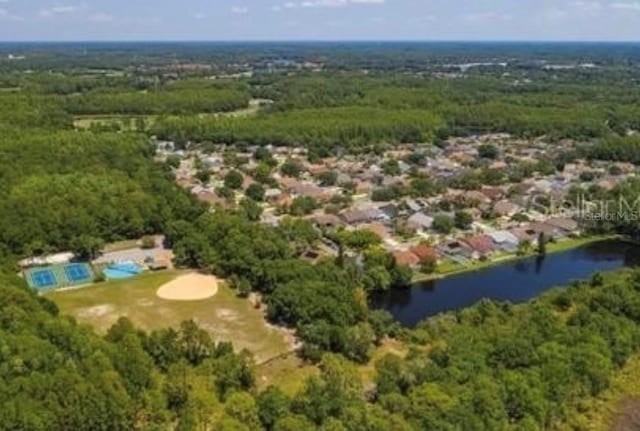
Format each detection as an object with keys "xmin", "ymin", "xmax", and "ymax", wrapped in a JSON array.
[
  {"xmin": 65, "ymin": 88, "xmax": 250, "ymax": 115},
  {"xmin": 0, "ymin": 131, "xmax": 204, "ymax": 254}
]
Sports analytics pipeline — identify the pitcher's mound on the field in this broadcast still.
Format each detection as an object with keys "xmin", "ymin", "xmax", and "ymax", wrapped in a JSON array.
[{"xmin": 157, "ymin": 273, "xmax": 219, "ymax": 301}]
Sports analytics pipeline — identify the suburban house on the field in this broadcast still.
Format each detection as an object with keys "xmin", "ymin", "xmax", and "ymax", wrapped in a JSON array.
[
  {"xmin": 407, "ymin": 212, "xmax": 435, "ymax": 232},
  {"xmin": 438, "ymin": 240, "xmax": 475, "ymax": 260},
  {"xmin": 340, "ymin": 207, "xmax": 384, "ymax": 225},
  {"xmin": 462, "ymin": 235, "xmax": 496, "ymax": 258},
  {"xmin": 393, "ymin": 250, "xmax": 421, "ymax": 268},
  {"xmin": 493, "ymin": 200, "xmax": 520, "ymax": 218},
  {"xmin": 510, "ymin": 227, "xmax": 538, "ymax": 244},
  {"xmin": 487, "ymin": 231, "xmax": 519, "ymax": 253},
  {"xmin": 545, "ymin": 217, "xmax": 580, "ymax": 235},
  {"xmin": 362, "ymin": 222, "xmax": 391, "ymax": 239},
  {"xmin": 410, "ymin": 243, "xmax": 439, "ymax": 263},
  {"xmin": 527, "ymin": 222, "xmax": 564, "ymax": 240},
  {"xmin": 265, "ymin": 188, "xmax": 283, "ymax": 201},
  {"xmin": 378, "ymin": 203, "xmax": 399, "ymax": 219},
  {"xmin": 309, "ymin": 214, "xmax": 344, "ymax": 228}
]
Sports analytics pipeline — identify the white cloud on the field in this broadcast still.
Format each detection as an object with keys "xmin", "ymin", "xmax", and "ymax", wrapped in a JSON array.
[
  {"xmin": 409, "ymin": 15, "xmax": 436, "ymax": 23},
  {"xmin": 88, "ymin": 13, "xmax": 114, "ymax": 23},
  {"xmin": 194, "ymin": 12, "xmax": 206, "ymax": 19},
  {"xmin": 231, "ymin": 6, "xmax": 249, "ymax": 14},
  {"xmin": 544, "ymin": 7, "xmax": 569, "ymax": 20},
  {"xmin": 464, "ymin": 11, "xmax": 512, "ymax": 22},
  {"xmin": 0, "ymin": 7, "xmax": 23, "ymax": 21},
  {"xmin": 570, "ymin": 1, "xmax": 603, "ymax": 15},
  {"xmin": 610, "ymin": 1, "xmax": 640, "ymax": 11},
  {"xmin": 39, "ymin": 4, "xmax": 79, "ymax": 17},
  {"xmin": 52, "ymin": 5, "xmax": 76, "ymax": 13},
  {"xmin": 274, "ymin": 0, "xmax": 383, "ymax": 9}
]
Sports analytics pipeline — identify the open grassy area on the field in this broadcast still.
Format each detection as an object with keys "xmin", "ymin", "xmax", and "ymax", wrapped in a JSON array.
[
  {"xmin": 557, "ymin": 353, "xmax": 640, "ymax": 431},
  {"xmin": 256, "ymin": 338, "xmax": 410, "ymax": 396},
  {"xmin": 48, "ymin": 270, "xmax": 293, "ymax": 363},
  {"xmin": 102, "ymin": 239, "xmax": 142, "ymax": 253},
  {"xmin": 73, "ymin": 98, "xmax": 265, "ymax": 130},
  {"xmin": 257, "ymin": 354, "xmax": 320, "ymax": 395}
]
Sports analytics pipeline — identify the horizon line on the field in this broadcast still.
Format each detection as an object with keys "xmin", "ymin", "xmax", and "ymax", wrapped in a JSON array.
[{"xmin": 2, "ymin": 39, "xmax": 640, "ymax": 44}]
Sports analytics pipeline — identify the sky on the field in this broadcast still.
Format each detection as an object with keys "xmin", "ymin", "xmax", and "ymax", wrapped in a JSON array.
[{"xmin": 2, "ymin": 0, "xmax": 640, "ymax": 41}]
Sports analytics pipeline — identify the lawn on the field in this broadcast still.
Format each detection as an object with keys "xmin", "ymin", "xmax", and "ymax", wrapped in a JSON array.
[
  {"xmin": 412, "ymin": 234, "xmax": 620, "ymax": 282},
  {"xmin": 48, "ymin": 270, "xmax": 293, "ymax": 363}
]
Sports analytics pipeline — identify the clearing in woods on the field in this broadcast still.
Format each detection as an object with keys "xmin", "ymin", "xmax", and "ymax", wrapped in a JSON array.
[{"xmin": 48, "ymin": 270, "xmax": 292, "ymax": 364}]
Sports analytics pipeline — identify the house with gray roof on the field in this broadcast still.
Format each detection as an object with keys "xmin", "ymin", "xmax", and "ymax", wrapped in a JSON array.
[
  {"xmin": 407, "ymin": 213, "xmax": 435, "ymax": 231},
  {"xmin": 487, "ymin": 230, "xmax": 519, "ymax": 252}
]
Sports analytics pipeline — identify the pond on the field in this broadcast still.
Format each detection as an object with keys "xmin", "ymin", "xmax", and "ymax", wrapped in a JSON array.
[{"xmin": 371, "ymin": 240, "xmax": 640, "ymax": 327}]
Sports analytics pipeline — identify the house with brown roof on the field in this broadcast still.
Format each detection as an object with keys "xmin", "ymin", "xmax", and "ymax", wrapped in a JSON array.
[
  {"xmin": 306, "ymin": 163, "xmax": 328, "ymax": 176},
  {"xmin": 195, "ymin": 190, "xmax": 229, "ymax": 207},
  {"xmin": 462, "ymin": 235, "xmax": 496, "ymax": 258},
  {"xmin": 462, "ymin": 190, "xmax": 492, "ymax": 205},
  {"xmin": 309, "ymin": 214, "xmax": 344, "ymax": 228},
  {"xmin": 284, "ymin": 180, "xmax": 332, "ymax": 202},
  {"xmin": 437, "ymin": 240, "xmax": 475, "ymax": 260},
  {"xmin": 393, "ymin": 250, "xmax": 421, "ymax": 268},
  {"xmin": 361, "ymin": 222, "xmax": 390, "ymax": 240},
  {"xmin": 276, "ymin": 193, "xmax": 294, "ymax": 208},
  {"xmin": 481, "ymin": 187, "xmax": 505, "ymax": 201},
  {"xmin": 509, "ymin": 227, "xmax": 538, "ymax": 243},
  {"xmin": 494, "ymin": 200, "xmax": 520, "ymax": 217},
  {"xmin": 340, "ymin": 208, "xmax": 383, "ymax": 225},
  {"xmin": 410, "ymin": 244, "xmax": 438, "ymax": 263},
  {"xmin": 355, "ymin": 180, "xmax": 373, "ymax": 194},
  {"xmin": 545, "ymin": 217, "xmax": 579, "ymax": 235},
  {"xmin": 527, "ymin": 222, "xmax": 564, "ymax": 239}
]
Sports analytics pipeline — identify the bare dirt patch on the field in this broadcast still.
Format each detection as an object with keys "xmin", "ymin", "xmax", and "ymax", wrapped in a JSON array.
[
  {"xmin": 156, "ymin": 272, "xmax": 219, "ymax": 301},
  {"xmin": 215, "ymin": 308, "xmax": 240, "ymax": 320},
  {"xmin": 612, "ymin": 399, "xmax": 640, "ymax": 431},
  {"xmin": 76, "ymin": 304, "xmax": 116, "ymax": 318}
]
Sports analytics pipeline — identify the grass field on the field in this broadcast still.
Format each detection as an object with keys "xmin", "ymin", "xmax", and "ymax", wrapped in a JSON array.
[
  {"xmin": 257, "ymin": 353, "xmax": 320, "ymax": 395},
  {"xmin": 73, "ymin": 98, "xmax": 266, "ymax": 130},
  {"xmin": 256, "ymin": 338, "xmax": 410, "ymax": 396},
  {"xmin": 48, "ymin": 270, "xmax": 293, "ymax": 363}
]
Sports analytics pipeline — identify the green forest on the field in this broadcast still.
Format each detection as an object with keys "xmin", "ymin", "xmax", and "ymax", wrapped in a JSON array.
[
  {"xmin": 4, "ymin": 249, "xmax": 640, "ymax": 430},
  {"xmin": 3, "ymin": 42, "xmax": 640, "ymax": 430}
]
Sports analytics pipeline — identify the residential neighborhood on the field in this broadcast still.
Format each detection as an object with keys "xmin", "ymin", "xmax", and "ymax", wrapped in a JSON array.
[{"xmin": 156, "ymin": 132, "xmax": 633, "ymax": 278}]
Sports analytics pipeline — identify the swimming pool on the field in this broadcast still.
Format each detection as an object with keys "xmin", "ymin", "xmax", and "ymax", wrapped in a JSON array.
[{"xmin": 103, "ymin": 262, "xmax": 143, "ymax": 280}]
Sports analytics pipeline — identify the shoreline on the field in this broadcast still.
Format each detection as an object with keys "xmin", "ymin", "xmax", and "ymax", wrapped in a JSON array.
[{"xmin": 411, "ymin": 234, "xmax": 623, "ymax": 283}]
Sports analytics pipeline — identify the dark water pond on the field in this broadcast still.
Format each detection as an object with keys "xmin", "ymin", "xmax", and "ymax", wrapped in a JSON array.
[{"xmin": 372, "ymin": 240, "xmax": 640, "ymax": 327}]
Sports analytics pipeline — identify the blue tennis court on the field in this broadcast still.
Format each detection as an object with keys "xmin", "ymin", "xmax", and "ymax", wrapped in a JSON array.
[
  {"xmin": 25, "ymin": 262, "xmax": 95, "ymax": 291},
  {"xmin": 30, "ymin": 269, "xmax": 57, "ymax": 289},
  {"xmin": 64, "ymin": 263, "xmax": 92, "ymax": 283}
]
